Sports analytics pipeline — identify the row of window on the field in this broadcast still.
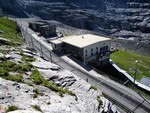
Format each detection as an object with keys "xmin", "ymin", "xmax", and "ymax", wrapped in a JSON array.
[
  {"xmin": 85, "ymin": 46, "xmax": 108, "ymax": 54},
  {"xmin": 85, "ymin": 52, "xmax": 109, "ymax": 57}
]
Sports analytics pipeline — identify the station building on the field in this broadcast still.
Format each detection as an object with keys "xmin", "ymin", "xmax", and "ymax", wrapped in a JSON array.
[{"xmin": 50, "ymin": 34, "xmax": 111, "ymax": 65}]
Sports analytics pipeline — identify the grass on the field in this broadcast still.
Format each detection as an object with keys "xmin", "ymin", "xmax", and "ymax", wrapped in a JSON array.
[
  {"xmin": 31, "ymin": 105, "xmax": 42, "ymax": 112},
  {"xmin": 58, "ymin": 92, "xmax": 64, "ymax": 97},
  {"xmin": 30, "ymin": 69, "xmax": 76, "ymax": 97},
  {"xmin": 0, "ymin": 17, "xmax": 22, "ymax": 46},
  {"xmin": 0, "ymin": 61, "xmax": 32, "ymax": 73},
  {"xmin": 24, "ymin": 81, "xmax": 33, "ymax": 86},
  {"xmin": 127, "ymin": 82, "xmax": 150, "ymax": 100},
  {"xmin": 90, "ymin": 86, "xmax": 97, "ymax": 90},
  {"xmin": 0, "ymin": 61, "xmax": 33, "ymax": 83},
  {"xmin": 6, "ymin": 105, "xmax": 19, "ymax": 112},
  {"xmin": 21, "ymin": 55, "xmax": 36, "ymax": 62},
  {"xmin": 110, "ymin": 50, "xmax": 150, "ymax": 81},
  {"xmin": 33, "ymin": 88, "xmax": 39, "ymax": 98},
  {"xmin": 96, "ymin": 95, "xmax": 103, "ymax": 111},
  {"xmin": 63, "ymin": 33, "xmax": 73, "ymax": 37},
  {"xmin": 0, "ymin": 49, "xmax": 9, "ymax": 54},
  {"xmin": 2, "ymin": 74, "xmax": 23, "ymax": 82}
]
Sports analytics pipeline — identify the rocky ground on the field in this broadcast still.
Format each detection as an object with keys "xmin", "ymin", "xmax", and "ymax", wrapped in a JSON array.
[{"xmin": 0, "ymin": 38, "xmax": 119, "ymax": 113}]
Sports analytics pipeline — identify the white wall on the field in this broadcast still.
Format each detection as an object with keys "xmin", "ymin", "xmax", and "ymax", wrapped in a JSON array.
[{"xmin": 83, "ymin": 40, "xmax": 111, "ymax": 62}]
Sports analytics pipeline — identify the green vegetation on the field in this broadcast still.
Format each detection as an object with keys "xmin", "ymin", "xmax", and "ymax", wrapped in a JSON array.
[
  {"xmin": 127, "ymin": 82, "xmax": 150, "ymax": 100},
  {"xmin": 6, "ymin": 105, "xmax": 19, "ymax": 112},
  {"xmin": 58, "ymin": 92, "xmax": 64, "ymax": 97},
  {"xmin": 2, "ymin": 74, "xmax": 23, "ymax": 82},
  {"xmin": 0, "ymin": 50, "xmax": 9, "ymax": 54},
  {"xmin": 75, "ymin": 95, "xmax": 78, "ymax": 101},
  {"xmin": 30, "ymin": 69, "xmax": 76, "ymax": 97},
  {"xmin": 63, "ymin": 33, "xmax": 73, "ymax": 37},
  {"xmin": 21, "ymin": 55, "xmax": 36, "ymax": 62},
  {"xmin": 0, "ymin": 17, "xmax": 22, "ymax": 46},
  {"xmin": 0, "ymin": 61, "xmax": 32, "ymax": 73},
  {"xmin": 21, "ymin": 63, "xmax": 32, "ymax": 72},
  {"xmin": 96, "ymin": 95, "xmax": 103, "ymax": 111},
  {"xmin": 33, "ymin": 93, "xmax": 38, "ymax": 98},
  {"xmin": 13, "ymin": 64, "xmax": 22, "ymax": 72},
  {"xmin": 90, "ymin": 86, "xmax": 97, "ymax": 90},
  {"xmin": 24, "ymin": 81, "xmax": 33, "ymax": 86},
  {"xmin": 0, "ymin": 56, "xmax": 6, "ymax": 61},
  {"xmin": 110, "ymin": 50, "xmax": 150, "ymax": 81},
  {"xmin": 31, "ymin": 105, "xmax": 42, "ymax": 112},
  {"xmin": 33, "ymin": 88, "xmax": 39, "ymax": 98},
  {"xmin": 0, "ymin": 61, "xmax": 33, "ymax": 82}
]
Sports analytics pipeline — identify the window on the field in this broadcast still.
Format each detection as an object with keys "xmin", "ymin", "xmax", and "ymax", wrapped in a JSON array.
[
  {"xmin": 103, "ymin": 43, "xmax": 105, "ymax": 45},
  {"xmin": 91, "ymin": 52, "xmax": 93, "ymax": 56},
  {"xmin": 106, "ymin": 46, "xmax": 108, "ymax": 50},
  {"xmin": 100, "ymin": 47, "xmax": 102, "ymax": 51},
  {"xmin": 86, "ymin": 54, "xmax": 87, "ymax": 57},
  {"xmin": 103, "ymin": 47, "xmax": 105, "ymax": 51},
  {"xmin": 85, "ymin": 50, "xmax": 87, "ymax": 53},
  {"xmin": 96, "ymin": 51, "xmax": 98, "ymax": 54},
  {"xmin": 91, "ymin": 48, "xmax": 93, "ymax": 51},
  {"xmin": 96, "ymin": 47, "xmax": 98, "ymax": 50}
]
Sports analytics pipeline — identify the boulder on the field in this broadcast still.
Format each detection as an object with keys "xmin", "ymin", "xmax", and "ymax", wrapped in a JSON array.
[
  {"xmin": 22, "ymin": 49, "xmax": 36, "ymax": 55},
  {"xmin": 23, "ymin": 53, "xmax": 34, "ymax": 58},
  {"xmin": 32, "ymin": 61, "xmax": 61, "ymax": 70}
]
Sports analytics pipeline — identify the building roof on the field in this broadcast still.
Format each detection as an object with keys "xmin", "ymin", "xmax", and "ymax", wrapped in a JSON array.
[
  {"xmin": 62, "ymin": 34, "xmax": 111, "ymax": 48},
  {"xmin": 51, "ymin": 39, "xmax": 62, "ymax": 44}
]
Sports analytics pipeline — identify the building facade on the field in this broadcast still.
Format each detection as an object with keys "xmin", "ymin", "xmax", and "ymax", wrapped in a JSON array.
[
  {"xmin": 51, "ymin": 34, "xmax": 111, "ymax": 66},
  {"xmin": 29, "ymin": 21, "xmax": 56, "ymax": 37}
]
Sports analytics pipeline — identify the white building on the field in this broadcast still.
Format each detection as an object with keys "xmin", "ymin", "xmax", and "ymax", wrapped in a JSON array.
[{"xmin": 51, "ymin": 34, "xmax": 111, "ymax": 65}]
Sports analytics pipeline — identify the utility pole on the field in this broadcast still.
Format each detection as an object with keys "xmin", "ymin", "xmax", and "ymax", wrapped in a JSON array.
[
  {"xmin": 40, "ymin": 43, "xmax": 43, "ymax": 58},
  {"xmin": 49, "ymin": 50, "xmax": 52, "ymax": 63},
  {"xmin": 30, "ymin": 36, "xmax": 34, "ymax": 49},
  {"xmin": 134, "ymin": 60, "xmax": 138, "ymax": 85}
]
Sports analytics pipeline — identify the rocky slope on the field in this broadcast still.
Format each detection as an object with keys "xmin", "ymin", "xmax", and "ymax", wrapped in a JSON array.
[{"xmin": 0, "ymin": 43, "xmax": 119, "ymax": 113}]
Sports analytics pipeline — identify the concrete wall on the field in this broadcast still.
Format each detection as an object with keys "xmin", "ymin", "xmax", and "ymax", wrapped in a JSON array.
[
  {"xmin": 84, "ymin": 40, "xmax": 111, "ymax": 61},
  {"xmin": 63, "ymin": 43, "xmax": 83, "ymax": 59}
]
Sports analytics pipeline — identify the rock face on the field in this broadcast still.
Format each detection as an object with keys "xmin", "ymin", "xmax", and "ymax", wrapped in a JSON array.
[
  {"xmin": 0, "ymin": 71, "xmax": 119, "ymax": 113},
  {"xmin": 0, "ymin": 45, "xmax": 119, "ymax": 113}
]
